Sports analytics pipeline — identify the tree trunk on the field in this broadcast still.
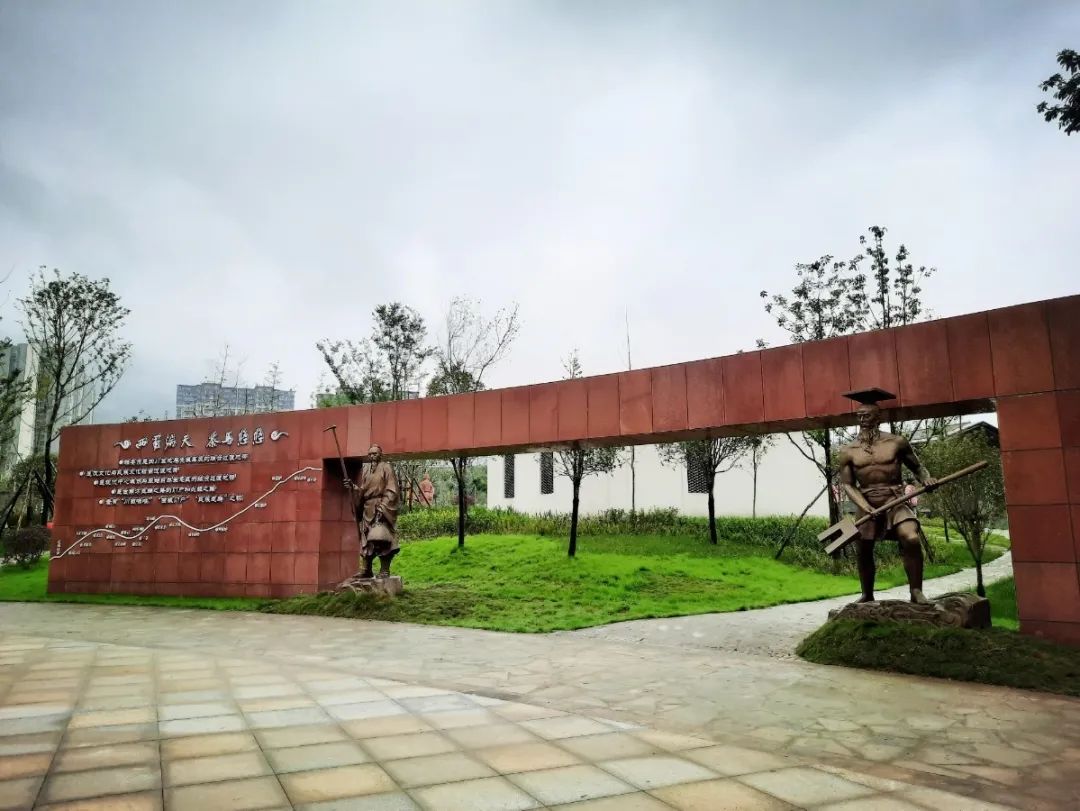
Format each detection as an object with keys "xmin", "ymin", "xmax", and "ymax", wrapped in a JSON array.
[
  {"xmin": 943, "ymin": 517, "xmax": 951, "ymax": 543},
  {"xmin": 707, "ymin": 479, "xmax": 717, "ymax": 545},
  {"xmin": 38, "ymin": 368, "xmax": 68, "ymax": 525},
  {"xmin": 752, "ymin": 461, "xmax": 758, "ymax": 519},
  {"xmin": 455, "ymin": 456, "xmax": 467, "ymax": 550},
  {"xmin": 975, "ymin": 557, "xmax": 985, "ymax": 597},
  {"xmin": 822, "ymin": 428, "xmax": 839, "ymax": 525},
  {"xmin": 568, "ymin": 479, "xmax": 581, "ymax": 558}
]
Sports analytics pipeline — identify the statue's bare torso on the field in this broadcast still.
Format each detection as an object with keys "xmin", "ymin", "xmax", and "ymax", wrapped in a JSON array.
[{"xmin": 837, "ymin": 431, "xmax": 909, "ymax": 490}]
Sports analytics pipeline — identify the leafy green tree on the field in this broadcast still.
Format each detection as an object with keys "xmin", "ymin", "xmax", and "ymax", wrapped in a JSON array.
[
  {"xmin": 19, "ymin": 268, "xmax": 131, "ymax": 521},
  {"xmin": 762, "ymin": 228, "xmax": 937, "ymax": 519},
  {"xmin": 317, "ymin": 303, "xmax": 432, "ymax": 404},
  {"xmin": 658, "ymin": 437, "xmax": 753, "ymax": 544},
  {"xmin": 1038, "ymin": 49, "xmax": 1080, "ymax": 135},
  {"xmin": 554, "ymin": 352, "xmax": 624, "ymax": 557},
  {"xmin": 761, "ymin": 255, "xmax": 865, "ymax": 523},
  {"xmin": 427, "ymin": 298, "xmax": 520, "ymax": 550},
  {"xmin": 920, "ymin": 432, "xmax": 1004, "ymax": 596},
  {"xmin": 859, "ymin": 225, "xmax": 935, "ymax": 330}
]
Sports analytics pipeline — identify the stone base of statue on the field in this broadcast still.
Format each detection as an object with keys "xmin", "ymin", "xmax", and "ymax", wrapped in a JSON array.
[
  {"xmin": 336, "ymin": 574, "xmax": 404, "ymax": 598},
  {"xmin": 828, "ymin": 592, "xmax": 990, "ymax": 629}
]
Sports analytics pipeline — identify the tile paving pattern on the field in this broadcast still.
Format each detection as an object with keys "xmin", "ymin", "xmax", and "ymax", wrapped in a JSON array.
[{"xmin": 1, "ymin": 602, "xmax": 1079, "ymax": 809}]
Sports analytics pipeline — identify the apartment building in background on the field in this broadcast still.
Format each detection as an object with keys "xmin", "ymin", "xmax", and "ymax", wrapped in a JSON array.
[
  {"xmin": 175, "ymin": 382, "xmax": 296, "ymax": 418},
  {"xmin": 0, "ymin": 341, "xmax": 99, "ymax": 472}
]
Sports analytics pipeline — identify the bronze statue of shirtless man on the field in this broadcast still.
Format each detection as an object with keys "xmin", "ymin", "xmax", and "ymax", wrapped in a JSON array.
[{"xmin": 835, "ymin": 389, "xmax": 937, "ymax": 604}]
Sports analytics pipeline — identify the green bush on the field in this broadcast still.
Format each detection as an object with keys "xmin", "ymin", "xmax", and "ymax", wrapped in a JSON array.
[
  {"xmin": 398, "ymin": 506, "xmax": 828, "ymax": 546},
  {"xmin": 2, "ymin": 526, "xmax": 51, "ymax": 569}
]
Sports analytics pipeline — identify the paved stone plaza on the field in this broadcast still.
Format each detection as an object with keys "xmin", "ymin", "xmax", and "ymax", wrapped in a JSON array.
[{"xmin": 1, "ymin": 601, "xmax": 1079, "ymax": 810}]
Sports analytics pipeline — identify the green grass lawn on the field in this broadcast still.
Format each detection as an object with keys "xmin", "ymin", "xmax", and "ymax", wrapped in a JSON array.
[
  {"xmin": 0, "ymin": 559, "xmax": 263, "ymax": 611},
  {"xmin": 1, "ymin": 531, "xmax": 1002, "ymax": 633},
  {"xmin": 264, "ymin": 533, "xmax": 991, "ymax": 632},
  {"xmin": 921, "ymin": 519, "xmax": 1011, "ymax": 550},
  {"xmin": 985, "ymin": 576, "xmax": 1018, "ymax": 630}
]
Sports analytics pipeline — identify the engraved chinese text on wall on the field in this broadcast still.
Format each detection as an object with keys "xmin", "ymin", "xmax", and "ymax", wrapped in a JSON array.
[{"xmin": 80, "ymin": 426, "xmax": 290, "ymax": 507}]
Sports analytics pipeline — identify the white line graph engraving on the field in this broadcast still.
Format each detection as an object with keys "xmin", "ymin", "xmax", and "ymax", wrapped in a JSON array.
[{"xmin": 55, "ymin": 465, "xmax": 323, "ymax": 559}]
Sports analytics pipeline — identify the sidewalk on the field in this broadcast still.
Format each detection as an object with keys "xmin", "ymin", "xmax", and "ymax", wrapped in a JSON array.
[{"xmin": 3, "ymin": 588, "xmax": 1078, "ymax": 809}]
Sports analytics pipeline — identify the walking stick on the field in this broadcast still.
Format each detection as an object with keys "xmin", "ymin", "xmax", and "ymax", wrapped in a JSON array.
[{"xmin": 323, "ymin": 424, "xmax": 366, "ymax": 547}]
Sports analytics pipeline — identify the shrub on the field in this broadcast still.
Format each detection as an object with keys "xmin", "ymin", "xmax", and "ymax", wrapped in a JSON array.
[
  {"xmin": 397, "ymin": 506, "xmax": 831, "ymax": 552},
  {"xmin": 3, "ymin": 526, "xmax": 51, "ymax": 569}
]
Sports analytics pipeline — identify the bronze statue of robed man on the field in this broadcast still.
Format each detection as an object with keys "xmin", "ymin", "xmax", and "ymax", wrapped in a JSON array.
[{"xmin": 345, "ymin": 443, "xmax": 400, "ymax": 579}]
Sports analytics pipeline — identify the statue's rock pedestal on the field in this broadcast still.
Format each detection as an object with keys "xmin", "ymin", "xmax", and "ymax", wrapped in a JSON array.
[
  {"xmin": 336, "ymin": 574, "xmax": 404, "ymax": 598},
  {"xmin": 828, "ymin": 592, "xmax": 990, "ymax": 629}
]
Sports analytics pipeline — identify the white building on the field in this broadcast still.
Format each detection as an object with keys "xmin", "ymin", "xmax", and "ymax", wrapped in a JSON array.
[
  {"xmin": 0, "ymin": 343, "xmax": 40, "ymax": 471},
  {"xmin": 0, "ymin": 341, "xmax": 99, "ymax": 472},
  {"xmin": 487, "ymin": 439, "xmax": 827, "ymax": 518},
  {"xmin": 176, "ymin": 382, "xmax": 296, "ymax": 418}
]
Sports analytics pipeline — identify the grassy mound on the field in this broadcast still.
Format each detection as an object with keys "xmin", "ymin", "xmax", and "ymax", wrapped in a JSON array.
[
  {"xmin": 797, "ymin": 620, "xmax": 1080, "ymax": 697},
  {"xmin": 796, "ymin": 578, "xmax": 1080, "ymax": 696}
]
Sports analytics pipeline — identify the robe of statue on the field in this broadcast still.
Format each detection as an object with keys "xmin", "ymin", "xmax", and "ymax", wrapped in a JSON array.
[{"xmin": 355, "ymin": 460, "xmax": 400, "ymax": 557}]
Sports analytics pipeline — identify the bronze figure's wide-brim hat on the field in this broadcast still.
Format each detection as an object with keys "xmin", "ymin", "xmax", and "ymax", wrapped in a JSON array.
[{"xmin": 842, "ymin": 387, "xmax": 896, "ymax": 405}]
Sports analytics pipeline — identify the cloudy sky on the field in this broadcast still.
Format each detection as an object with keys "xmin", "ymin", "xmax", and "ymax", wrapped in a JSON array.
[{"xmin": 1, "ymin": 0, "xmax": 1077, "ymax": 422}]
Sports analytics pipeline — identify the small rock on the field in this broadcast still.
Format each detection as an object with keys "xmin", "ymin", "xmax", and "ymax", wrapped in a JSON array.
[{"xmin": 336, "ymin": 574, "xmax": 404, "ymax": 597}]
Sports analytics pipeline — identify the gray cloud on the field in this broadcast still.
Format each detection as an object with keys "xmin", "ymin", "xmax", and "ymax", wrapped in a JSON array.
[{"xmin": 1, "ymin": 1, "xmax": 1077, "ymax": 422}]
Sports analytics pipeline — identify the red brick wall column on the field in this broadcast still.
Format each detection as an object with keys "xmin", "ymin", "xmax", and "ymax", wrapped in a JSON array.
[{"xmin": 1000, "ymin": 392, "xmax": 1080, "ymax": 644}]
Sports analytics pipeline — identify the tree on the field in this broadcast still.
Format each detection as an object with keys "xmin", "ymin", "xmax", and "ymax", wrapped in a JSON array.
[
  {"xmin": 427, "ymin": 298, "xmax": 520, "ymax": 549},
  {"xmin": 200, "ymin": 343, "xmax": 246, "ymax": 416},
  {"xmin": 743, "ymin": 433, "xmax": 776, "ymax": 518},
  {"xmin": 264, "ymin": 361, "xmax": 288, "ymax": 411},
  {"xmin": 658, "ymin": 436, "xmax": 752, "ymax": 544},
  {"xmin": 1037, "ymin": 49, "xmax": 1080, "ymax": 136},
  {"xmin": 19, "ymin": 268, "xmax": 131, "ymax": 522},
  {"xmin": 919, "ymin": 432, "xmax": 1004, "ymax": 597},
  {"xmin": 2, "ymin": 452, "xmax": 56, "ymax": 531},
  {"xmin": 760, "ymin": 255, "xmax": 865, "ymax": 523},
  {"xmin": 859, "ymin": 225, "xmax": 935, "ymax": 331},
  {"xmin": 554, "ymin": 352, "xmax": 624, "ymax": 557},
  {"xmin": 858, "ymin": 225, "xmax": 936, "ymax": 435},
  {"xmin": 317, "ymin": 303, "xmax": 432, "ymax": 404},
  {"xmin": 762, "ymin": 227, "xmax": 937, "ymax": 518},
  {"xmin": 393, "ymin": 458, "xmax": 431, "ymax": 512}
]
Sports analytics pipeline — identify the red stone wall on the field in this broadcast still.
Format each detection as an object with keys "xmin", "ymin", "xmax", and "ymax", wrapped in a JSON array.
[{"xmin": 46, "ymin": 295, "xmax": 1080, "ymax": 644}]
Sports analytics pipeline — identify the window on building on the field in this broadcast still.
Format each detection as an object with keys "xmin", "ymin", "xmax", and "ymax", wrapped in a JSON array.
[
  {"xmin": 540, "ymin": 452, "xmax": 554, "ymax": 494},
  {"xmin": 503, "ymin": 454, "xmax": 515, "ymax": 499},
  {"xmin": 686, "ymin": 449, "xmax": 709, "ymax": 494}
]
